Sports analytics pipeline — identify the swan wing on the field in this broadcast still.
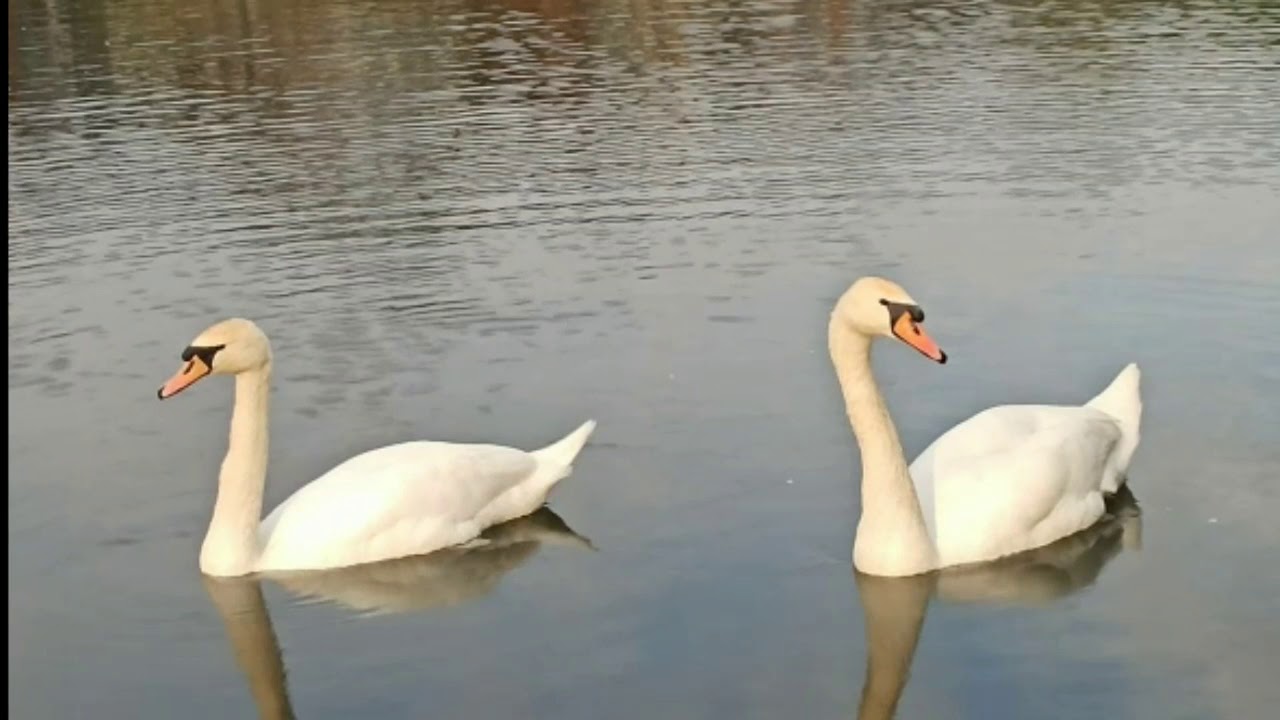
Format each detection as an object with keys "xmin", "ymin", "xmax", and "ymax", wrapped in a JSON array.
[
  {"xmin": 256, "ymin": 441, "xmax": 537, "ymax": 571},
  {"xmin": 911, "ymin": 404, "xmax": 1122, "ymax": 565}
]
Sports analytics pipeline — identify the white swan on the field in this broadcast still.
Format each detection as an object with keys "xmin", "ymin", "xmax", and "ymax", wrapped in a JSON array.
[
  {"xmin": 829, "ymin": 277, "xmax": 1142, "ymax": 577},
  {"xmin": 157, "ymin": 317, "xmax": 597, "ymax": 578}
]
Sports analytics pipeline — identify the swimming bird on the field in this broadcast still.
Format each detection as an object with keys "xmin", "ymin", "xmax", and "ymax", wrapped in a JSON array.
[
  {"xmin": 157, "ymin": 317, "xmax": 596, "ymax": 577},
  {"xmin": 828, "ymin": 277, "xmax": 1142, "ymax": 577}
]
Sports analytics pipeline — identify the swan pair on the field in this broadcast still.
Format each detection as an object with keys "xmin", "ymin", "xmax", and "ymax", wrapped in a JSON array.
[{"xmin": 158, "ymin": 275, "xmax": 1141, "ymax": 579}]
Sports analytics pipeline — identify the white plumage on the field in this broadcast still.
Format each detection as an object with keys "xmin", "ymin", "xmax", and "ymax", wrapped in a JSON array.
[
  {"xmin": 157, "ymin": 317, "xmax": 596, "ymax": 577},
  {"xmin": 257, "ymin": 426, "xmax": 596, "ymax": 573},
  {"xmin": 829, "ymin": 277, "xmax": 1143, "ymax": 576},
  {"xmin": 909, "ymin": 364, "xmax": 1141, "ymax": 568}
]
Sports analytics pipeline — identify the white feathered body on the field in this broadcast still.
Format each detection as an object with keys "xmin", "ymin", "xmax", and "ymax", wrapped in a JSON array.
[
  {"xmin": 254, "ymin": 421, "xmax": 596, "ymax": 572},
  {"xmin": 907, "ymin": 364, "xmax": 1142, "ymax": 568}
]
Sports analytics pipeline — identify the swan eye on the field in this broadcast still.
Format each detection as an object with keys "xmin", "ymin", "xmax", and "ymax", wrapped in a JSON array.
[
  {"xmin": 881, "ymin": 301, "xmax": 925, "ymax": 324},
  {"xmin": 181, "ymin": 344, "xmax": 226, "ymax": 366}
]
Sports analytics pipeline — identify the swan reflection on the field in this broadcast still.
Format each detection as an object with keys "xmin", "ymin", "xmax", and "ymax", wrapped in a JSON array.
[
  {"xmin": 203, "ymin": 507, "xmax": 592, "ymax": 720},
  {"xmin": 265, "ymin": 505, "xmax": 594, "ymax": 615},
  {"xmin": 856, "ymin": 489, "xmax": 1142, "ymax": 720}
]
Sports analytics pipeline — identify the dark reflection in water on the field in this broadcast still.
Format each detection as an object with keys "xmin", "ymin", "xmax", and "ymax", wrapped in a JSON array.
[
  {"xmin": 206, "ymin": 507, "xmax": 591, "ymax": 720},
  {"xmin": 857, "ymin": 489, "xmax": 1142, "ymax": 720},
  {"xmin": 8, "ymin": 1, "xmax": 1280, "ymax": 719},
  {"xmin": 265, "ymin": 506, "xmax": 595, "ymax": 616}
]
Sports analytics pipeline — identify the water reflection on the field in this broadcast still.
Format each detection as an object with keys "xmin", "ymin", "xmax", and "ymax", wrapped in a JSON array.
[
  {"xmin": 855, "ymin": 489, "xmax": 1143, "ymax": 720},
  {"xmin": 9, "ymin": 0, "xmax": 1278, "ymax": 716},
  {"xmin": 204, "ymin": 507, "xmax": 591, "ymax": 718},
  {"xmin": 204, "ymin": 578, "xmax": 296, "ymax": 720},
  {"xmin": 265, "ymin": 506, "xmax": 594, "ymax": 615}
]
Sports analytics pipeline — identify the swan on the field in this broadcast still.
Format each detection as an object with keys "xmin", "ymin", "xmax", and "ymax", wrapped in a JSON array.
[
  {"xmin": 156, "ymin": 317, "xmax": 597, "ymax": 578},
  {"xmin": 828, "ymin": 277, "xmax": 1142, "ymax": 577}
]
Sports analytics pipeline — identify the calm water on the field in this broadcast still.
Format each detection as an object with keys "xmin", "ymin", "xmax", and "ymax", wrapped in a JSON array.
[{"xmin": 9, "ymin": 0, "xmax": 1280, "ymax": 718}]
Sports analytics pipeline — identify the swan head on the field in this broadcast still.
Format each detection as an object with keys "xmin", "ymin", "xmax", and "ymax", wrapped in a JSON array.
[
  {"xmin": 835, "ymin": 277, "xmax": 947, "ymax": 364},
  {"xmin": 157, "ymin": 318, "xmax": 272, "ymax": 399}
]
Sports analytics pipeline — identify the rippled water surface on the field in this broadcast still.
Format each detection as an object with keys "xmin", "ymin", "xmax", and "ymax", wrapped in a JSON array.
[{"xmin": 9, "ymin": 1, "xmax": 1280, "ymax": 718}]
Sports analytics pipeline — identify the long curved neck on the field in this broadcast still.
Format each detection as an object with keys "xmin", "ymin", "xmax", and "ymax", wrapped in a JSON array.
[
  {"xmin": 201, "ymin": 365, "xmax": 271, "ymax": 576},
  {"xmin": 829, "ymin": 317, "xmax": 936, "ymax": 576}
]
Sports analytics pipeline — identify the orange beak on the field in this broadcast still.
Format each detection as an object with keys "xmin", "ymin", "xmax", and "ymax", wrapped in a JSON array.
[
  {"xmin": 892, "ymin": 312, "xmax": 947, "ymax": 364},
  {"xmin": 157, "ymin": 356, "xmax": 212, "ymax": 399}
]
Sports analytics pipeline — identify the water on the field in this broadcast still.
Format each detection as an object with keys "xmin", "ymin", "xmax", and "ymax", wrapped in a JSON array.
[{"xmin": 8, "ymin": 0, "xmax": 1280, "ymax": 718}]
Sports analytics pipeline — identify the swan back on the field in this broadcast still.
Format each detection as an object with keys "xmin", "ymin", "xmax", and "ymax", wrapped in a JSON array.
[
  {"xmin": 256, "ymin": 442, "xmax": 541, "ymax": 572},
  {"xmin": 907, "ymin": 364, "xmax": 1144, "ymax": 568},
  {"xmin": 254, "ymin": 421, "xmax": 598, "ymax": 573}
]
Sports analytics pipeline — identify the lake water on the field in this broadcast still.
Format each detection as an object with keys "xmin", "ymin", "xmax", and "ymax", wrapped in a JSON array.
[{"xmin": 8, "ymin": 1, "xmax": 1280, "ymax": 718}]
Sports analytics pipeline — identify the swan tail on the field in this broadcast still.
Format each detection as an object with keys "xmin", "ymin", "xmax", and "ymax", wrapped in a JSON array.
[
  {"xmin": 531, "ymin": 419, "xmax": 598, "ymax": 470},
  {"xmin": 1087, "ymin": 363, "xmax": 1142, "ymax": 428},
  {"xmin": 1086, "ymin": 363, "xmax": 1143, "ymax": 488}
]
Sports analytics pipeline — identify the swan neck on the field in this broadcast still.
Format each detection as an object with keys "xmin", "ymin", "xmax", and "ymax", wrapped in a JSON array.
[
  {"xmin": 201, "ymin": 365, "xmax": 271, "ymax": 576},
  {"xmin": 830, "ymin": 323, "xmax": 910, "ymax": 486},
  {"xmin": 829, "ymin": 317, "xmax": 936, "ymax": 575}
]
